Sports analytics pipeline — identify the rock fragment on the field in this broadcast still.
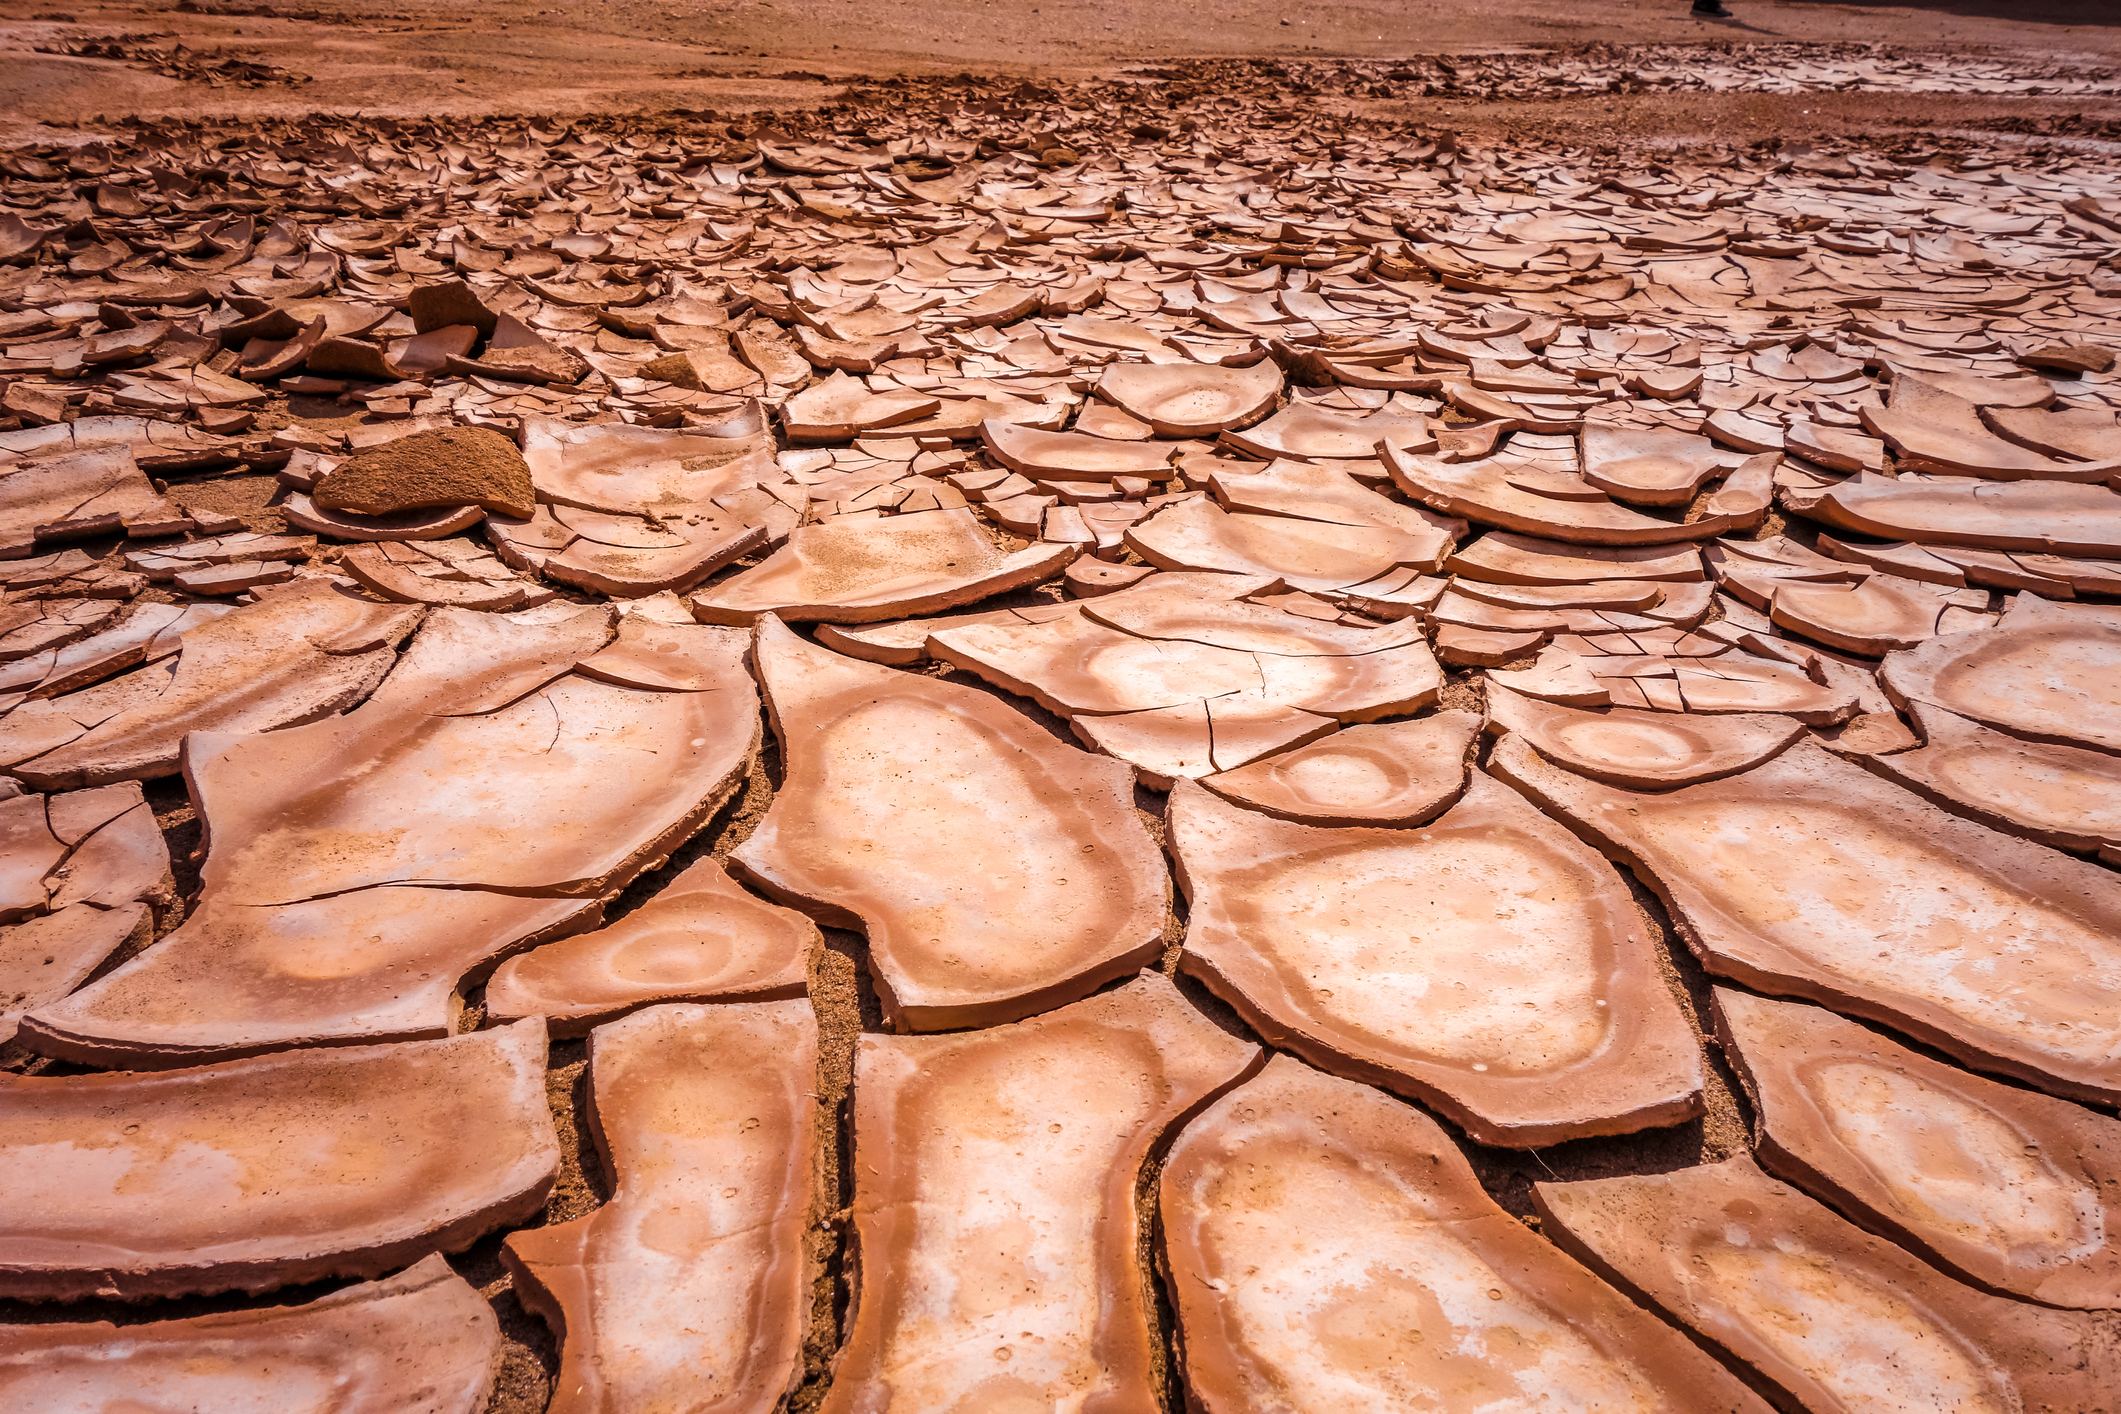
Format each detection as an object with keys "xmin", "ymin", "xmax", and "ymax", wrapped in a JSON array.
[{"xmin": 314, "ymin": 425, "xmax": 535, "ymax": 519}]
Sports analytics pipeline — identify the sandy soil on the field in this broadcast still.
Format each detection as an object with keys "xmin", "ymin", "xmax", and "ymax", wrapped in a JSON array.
[{"xmin": 2, "ymin": 0, "xmax": 2119, "ymax": 135}]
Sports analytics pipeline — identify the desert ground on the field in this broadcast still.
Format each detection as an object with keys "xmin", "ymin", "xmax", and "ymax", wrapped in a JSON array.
[{"xmin": 0, "ymin": 2, "xmax": 2118, "ymax": 1411}]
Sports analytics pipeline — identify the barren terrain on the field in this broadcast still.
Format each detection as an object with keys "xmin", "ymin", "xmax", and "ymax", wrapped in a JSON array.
[{"xmin": 1, "ymin": 3, "xmax": 2119, "ymax": 1413}]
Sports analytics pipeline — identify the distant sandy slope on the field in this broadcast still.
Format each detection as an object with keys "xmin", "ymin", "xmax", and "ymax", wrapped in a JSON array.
[{"xmin": 1, "ymin": 0, "xmax": 2118, "ymax": 132}]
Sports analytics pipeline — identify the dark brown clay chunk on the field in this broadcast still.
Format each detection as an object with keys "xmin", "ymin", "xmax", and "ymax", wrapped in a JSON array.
[
  {"xmin": 1161, "ymin": 1056, "xmax": 1770, "ymax": 1412},
  {"xmin": 484, "ymin": 857, "xmax": 812, "ymax": 1034},
  {"xmin": 1493, "ymin": 735, "xmax": 2121, "ymax": 1106},
  {"xmin": 504, "ymin": 1001, "xmax": 816, "ymax": 1414},
  {"xmin": 313, "ymin": 425, "xmax": 536, "ymax": 520},
  {"xmin": 0, "ymin": 1254, "xmax": 499, "ymax": 1411},
  {"xmin": 21, "ymin": 607, "xmax": 759, "ymax": 1064},
  {"xmin": 1714, "ymin": 988, "xmax": 2121, "ymax": 1311},
  {"xmin": 1198, "ymin": 710, "xmax": 1478, "ymax": 825},
  {"xmin": 1487, "ymin": 683, "xmax": 1802, "ymax": 788},
  {"xmin": 1168, "ymin": 772, "xmax": 1702, "ymax": 1146},
  {"xmin": 1534, "ymin": 1155, "xmax": 2121, "ymax": 1413},
  {"xmin": 820, "ymin": 976, "xmax": 1257, "ymax": 1412},
  {"xmin": 0, "ymin": 1020, "xmax": 558, "ymax": 1300},
  {"xmin": 732, "ymin": 618, "xmax": 1167, "ymax": 1029}
]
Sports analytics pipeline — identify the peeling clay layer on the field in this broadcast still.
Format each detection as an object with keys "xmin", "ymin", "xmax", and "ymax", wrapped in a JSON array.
[
  {"xmin": 1161, "ymin": 1056, "xmax": 1769, "ymax": 1413},
  {"xmin": 1493, "ymin": 734, "xmax": 2121, "ymax": 1106},
  {"xmin": 1534, "ymin": 1156, "xmax": 2121, "ymax": 1414},
  {"xmin": 18, "ymin": 607, "xmax": 761, "ymax": 1064}
]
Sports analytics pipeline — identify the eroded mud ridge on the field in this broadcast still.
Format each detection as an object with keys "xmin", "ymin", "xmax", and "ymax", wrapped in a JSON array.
[{"xmin": 2, "ymin": 71, "xmax": 2121, "ymax": 1412}]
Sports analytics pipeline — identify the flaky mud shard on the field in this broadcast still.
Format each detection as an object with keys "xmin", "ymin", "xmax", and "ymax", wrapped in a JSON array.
[
  {"xmin": 1197, "ymin": 709, "xmax": 1479, "ymax": 825},
  {"xmin": 1714, "ymin": 988, "xmax": 2121, "ymax": 1311},
  {"xmin": 0, "ymin": 582, "xmax": 420, "ymax": 789},
  {"xmin": 0, "ymin": 1255, "xmax": 500, "ymax": 1411},
  {"xmin": 692, "ymin": 507, "xmax": 1072, "ymax": 624},
  {"xmin": 1168, "ymin": 772, "xmax": 1702, "ymax": 1147},
  {"xmin": 0, "ymin": 1021, "xmax": 558, "ymax": 1300},
  {"xmin": 20, "ymin": 606, "xmax": 761, "ymax": 1063},
  {"xmin": 505, "ymin": 1001, "xmax": 817, "ymax": 1413},
  {"xmin": 1160, "ymin": 1056, "xmax": 1770, "ymax": 1412},
  {"xmin": 733, "ymin": 617, "xmax": 1167, "ymax": 1029},
  {"xmin": 485, "ymin": 857, "xmax": 813, "ymax": 1035},
  {"xmin": 1493, "ymin": 735, "xmax": 2121, "ymax": 1106},
  {"xmin": 1535, "ymin": 1156, "xmax": 2121, "ymax": 1413},
  {"xmin": 821, "ymin": 976, "xmax": 1257, "ymax": 1411}
]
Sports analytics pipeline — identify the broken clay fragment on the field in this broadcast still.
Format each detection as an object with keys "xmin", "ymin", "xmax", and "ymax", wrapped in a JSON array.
[
  {"xmin": 1493, "ymin": 734, "xmax": 2121, "ymax": 1106},
  {"xmin": 0, "ymin": 1020, "xmax": 558, "ymax": 1299},
  {"xmin": 732, "ymin": 618, "xmax": 1166, "ymax": 1028},
  {"xmin": 1487, "ymin": 682, "xmax": 1802, "ymax": 788},
  {"xmin": 505, "ymin": 1001, "xmax": 816, "ymax": 1414},
  {"xmin": 21, "ymin": 607, "xmax": 760, "ymax": 1064},
  {"xmin": 1881, "ymin": 606, "xmax": 2121, "ymax": 754},
  {"xmin": 692, "ymin": 508, "xmax": 1073, "ymax": 624},
  {"xmin": 1095, "ymin": 358, "xmax": 1281, "ymax": 436},
  {"xmin": 1534, "ymin": 1155, "xmax": 2121, "ymax": 1413},
  {"xmin": 0, "ymin": 582, "xmax": 422, "ymax": 790},
  {"xmin": 1169, "ymin": 772, "xmax": 1703, "ymax": 1146},
  {"xmin": 1162, "ymin": 1056, "xmax": 1769, "ymax": 1412},
  {"xmin": 0, "ymin": 1254, "xmax": 500, "ymax": 1412},
  {"xmin": 1714, "ymin": 987, "xmax": 2121, "ymax": 1311},
  {"xmin": 485, "ymin": 856, "xmax": 813, "ymax": 1035},
  {"xmin": 820, "ymin": 976, "xmax": 1257, "ymax": 1413},
  {"xmin": 1197, "ymin": 710, "xmax": 1478, "ymax": 825},
  {"xmin": 1861, "ymin": 700, "xmax": 2121, "ymax": 855}
]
